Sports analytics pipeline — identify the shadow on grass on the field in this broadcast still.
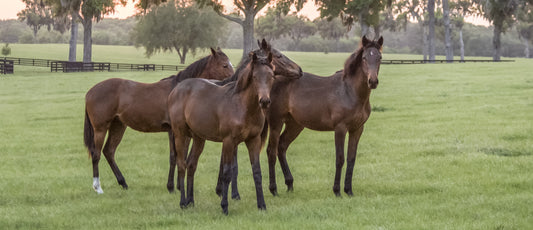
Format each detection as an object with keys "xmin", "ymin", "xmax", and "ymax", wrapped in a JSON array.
[{"xmin": 481, "ymin": 148, "xmax": 532, "ymax": 157}]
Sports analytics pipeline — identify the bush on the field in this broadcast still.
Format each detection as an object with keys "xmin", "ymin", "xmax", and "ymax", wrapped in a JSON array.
[{"xmin": 1, "ymin": 43, "xmax": 11, "ymax": 56}]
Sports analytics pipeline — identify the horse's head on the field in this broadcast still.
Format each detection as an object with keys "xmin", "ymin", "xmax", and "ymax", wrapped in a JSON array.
[
  {"xmin": 249, "ymin": 51, "xmax": 275, "ymax": 109},
  {"xmin": 257, "ymin": 39, "xmax": 302, "ymax": 79},
  {"xmin": 202, "ymin": 47, "xmax": 235, "ymax": 80},
  {"xmin": 360, "ymin": 36, "xmax": 383, "ymax": 89}
]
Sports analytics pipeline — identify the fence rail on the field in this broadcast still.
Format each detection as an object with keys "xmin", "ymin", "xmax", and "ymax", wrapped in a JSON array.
[
  {"xmin": 0, "ymin": 56, "xmax": 515, "ymax": 73},
  {"xmin": 0, "ymin": 57, "xmax": 185, "ymax": 72},
  {"xmin": 1, "ymin": 59, "xmax": 14, "ymax": 74}
]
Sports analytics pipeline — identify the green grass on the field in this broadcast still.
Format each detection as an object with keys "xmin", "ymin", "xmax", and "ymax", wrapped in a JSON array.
[{"xmin": 1, "ymin": 44, "xmax": 532, "ymax": 229}]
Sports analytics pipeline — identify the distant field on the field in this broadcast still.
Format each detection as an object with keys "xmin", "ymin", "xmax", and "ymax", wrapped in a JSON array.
[{"xmin": 0, "ymin": 44, "xmax": 532, "ymax": 229}]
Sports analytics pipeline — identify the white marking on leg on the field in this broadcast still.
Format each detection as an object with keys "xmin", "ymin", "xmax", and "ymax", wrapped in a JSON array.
[{"xmin": 93, "ymin": 177, "xmax": 104, "ymax": 194}]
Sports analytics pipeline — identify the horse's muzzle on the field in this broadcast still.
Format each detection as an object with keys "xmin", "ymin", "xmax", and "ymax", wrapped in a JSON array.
[
  {"xmin": 368, "ymin": 78, "xmax": 379, "ymax": 89},
  {"xmin": 259, "ymin": 98, "xmax": 271, "ymax": 109}
]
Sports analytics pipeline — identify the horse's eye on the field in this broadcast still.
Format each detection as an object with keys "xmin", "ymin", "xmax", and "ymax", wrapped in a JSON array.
[{"xmin": 223, "ymin": 65, "xmax": 228, "ymax": 68}]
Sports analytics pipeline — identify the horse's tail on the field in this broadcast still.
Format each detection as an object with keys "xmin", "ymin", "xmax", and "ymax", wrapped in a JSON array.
[
  {"xmin": 84, "ymin": 109, "xmax": 95, "ymax": 159},
  {"xmin": 260, "ymin": 118, "xmax": 269, "ymax": 151}
]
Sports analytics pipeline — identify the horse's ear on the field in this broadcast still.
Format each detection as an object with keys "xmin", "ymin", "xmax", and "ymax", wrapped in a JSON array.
[
  {"xmin": 261, "ymin": 38, "xmax": 270, "ymax": 51},
  {"xmin": 377, "ymin": 36, "xmax": 384, "ymax": 48},
  {"xmin": 362, "ymin": 35, "xmax": 370, "ymax": 46},
  {"xmin": 210, "ymin": 47, "xmax": 217, "ymax": 57},
  {"xmin": 217, "ymin": 46, "xmax": 221, "ymax": 51},
  {"xmin": 267, "ymin": 52, "xmax": 273, "ymax": 63}
]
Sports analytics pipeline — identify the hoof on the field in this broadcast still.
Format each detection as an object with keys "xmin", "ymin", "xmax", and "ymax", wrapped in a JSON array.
[
  {"xmin": 258, "ymin": 204, "xmax": 267, "ymax": 210},
  {"xmin": 232, "ymin": 194, "xmax": 241, "ymax": 200},
  {"xmin": 287, "ymin": 185, "xmax": 294, "ymax": 192},
  {"xmin": 344, "ymin": 188, "xmax": 354, "ymax": 196},
  {"xmin": 269, "ymin": 186, "xmax": 278, "ymax": 196}
]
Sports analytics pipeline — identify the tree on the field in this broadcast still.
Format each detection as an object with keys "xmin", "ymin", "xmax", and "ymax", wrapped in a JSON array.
[
  {"xmin": 516, "ymin": 0, "xmax": 533, "ymax": 58},
  {"xmin": 474, "ymin": 0, "xmax": 520, "ymax": 61},
  {"xmin": 427, "ymin": 0, "xmax": 436, "ymax": 61},
  {"xmin": 314, "ymin": 17, "xmax": 347, "ymax": 52},
  {"xmin": 17, "ymin": 0, "xmax": 54, "ymax": 43},
  {"xmin": 442, "ymin": 0, "xmax": 453, "ymax": 61},
  {"xmin": 254, "ymin": 7, "xmax": 291, "ymax": 42},
  {"xmin": 394, "ymin": 0, "xmax": 430, "ymax": 60},
  {"xmin": 450, "ymin": 0, "xmax": 475, "ymax": 61},
  {"xmin": 195, "ymin": 0, "xmax": 303, "ymax": 62},
  {"xmin": 48, "ymin": 0, "xmax": 81, "ymax": 62},
  {"xmin": 132, "ymin": 0, "xmax": 225, "ymax": 64},
  {"xmin": 316, "ymin": 0, "xmax": 391, "ymax": 38},
  {"xmin": 285, "ymin": 14, "xmax": 317, "ymax": 47}
]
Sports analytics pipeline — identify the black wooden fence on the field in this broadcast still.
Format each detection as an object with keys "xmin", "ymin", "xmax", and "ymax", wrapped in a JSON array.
[
  {"xmin": 0, "ymin": 56, "xmax": 514, "ymax": 74},
  {"xmin": 0, "ymin": 57, "xmax": 184, "ymax": 72},
  {"xmin": 1, "ymin": 59, "xmax": 14, "ymax": 74}
]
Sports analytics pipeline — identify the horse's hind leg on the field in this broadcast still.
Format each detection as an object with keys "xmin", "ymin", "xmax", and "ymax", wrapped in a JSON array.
[
  {"xmin": 184, "ymin": 137, "xmax": 206, "ymax": 207},
  {"xmin": 216, "ymin": 147, "xmax": 239, "ymax": 200},
  {"xmin": 102, "ymin": 119, "xmax": 128, "ymax": 189},
  {"xmin": 167, "ymin": 132, "xmax": 189, "ymax": 193},
  {"xmin": 92, "ymin": 128, "xmax": 107, "ymax": 194},
  {"xmin": 277, "ymin": 118, "xmax": 304, "ymax": 192},
  {"xmin": 266, "ymin": 120, "xmax": 283, "ymax": 196}
]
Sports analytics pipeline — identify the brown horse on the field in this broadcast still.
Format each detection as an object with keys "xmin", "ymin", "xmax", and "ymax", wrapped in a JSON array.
[
  {"xmin": 168, "ymin": 51, "xmax": 274, "ymax": 214},
  {"xmin": 266, "ymin": 36, "xmax": 384, "ymax": 196},
  {"xmin": 84, "ymin": 48, "xmax": 234, "ymax": 194},
  {"xmin": 208, "ymin": 39, "xmax": 302, "ymax": 200}
]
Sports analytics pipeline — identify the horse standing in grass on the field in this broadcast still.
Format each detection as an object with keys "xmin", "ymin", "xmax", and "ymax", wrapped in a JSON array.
[
  {"xmin": 84, "ymin": 48, "xmax": 234, "ymax": 194},
  {"xmin": 167, "ymin": 51, "xmax": 274, "ymax": 215},
  {"xmin": 266, "ymin": 36, "xmax": 384, "ymax": 196}
]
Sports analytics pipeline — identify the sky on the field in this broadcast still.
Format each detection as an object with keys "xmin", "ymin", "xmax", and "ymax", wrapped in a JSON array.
[{"xmin": 1, "ymin": 0, "xmax": 487, "ymax": 26}]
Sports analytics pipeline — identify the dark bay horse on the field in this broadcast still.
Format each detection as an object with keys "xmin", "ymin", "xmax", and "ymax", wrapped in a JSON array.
[
  {"xmin": 266, "ymin": 36, "xmax": 384, "ymax": 196},
  {"xmin": 84, "ymin": 48, "xmax": 234, "ymax": 194},
  {"xmin": 209, "ymin": 39, "xmax": 302, "ymax": 199},
  {"xmin": 167, "ymin": 51, "xmax": 275, "ymax": 215}
]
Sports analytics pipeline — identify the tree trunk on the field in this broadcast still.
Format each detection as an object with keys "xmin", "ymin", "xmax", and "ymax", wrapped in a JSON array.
[
  {"xmin": 176, "ymin": 46, "xmax": 188, "ymax": 64},
  {"xmin": 33, "ymin": 26, "xmax": 38, "ymax": 44},
  {"xmin": 522, "ymin": 38, "xmax": 530, "ymax": 58},
  {"xmin": 82, "ymin": 17, "xmax": 93, "ymax": 63},
  {"xmin": 69, "ymin": 13, "xmax": 78, "ymax": 62},
  {"xmin": 459, "ymin": 27, "xmax": 465, "ymax": 62},
  {"xmin": 442, "ymin": 0, "xmax": 453, "ymax": 62},
  {"xmin": 493, "ymin": 21, "xmax": 502, "ymax": 61},
  {"xmin": 421, "ymin": 22, "xmax": 428, "ymax": 61},
  {"xmin": 241, "ymin": 9, "xmax": 255, "ymax": 63},
  {"xmin": 427, "ymin": 0, "xmax": 436, "ymax": 62}
]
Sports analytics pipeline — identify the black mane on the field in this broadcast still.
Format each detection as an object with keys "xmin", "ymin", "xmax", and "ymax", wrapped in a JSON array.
[{"xmin": 160, "ymin": 55, "xmax": 211, "ymax": 87}]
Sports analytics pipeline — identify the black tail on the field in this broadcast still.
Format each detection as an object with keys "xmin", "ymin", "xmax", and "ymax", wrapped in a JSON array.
[{"xmin": 84, "ymin": 109, "xmax": 95, "ymax": 159}]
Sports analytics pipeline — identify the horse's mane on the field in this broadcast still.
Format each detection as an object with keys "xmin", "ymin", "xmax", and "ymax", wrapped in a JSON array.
[
  {"xmin": 344, "ymin": 40, "xmax": 382, "ymax": 77},
  {"xmin": 160, "ymin": 55, "xmax": 211, "ymax": 87},
  {"xmin": 215, "ymin": 54, "xmax": 252, "ymax": 86}
]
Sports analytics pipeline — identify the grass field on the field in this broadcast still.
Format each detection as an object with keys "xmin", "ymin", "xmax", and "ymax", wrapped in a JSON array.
[{"xmin": 1, "ymin": 44, "xmax": 532, "ymax": 229}]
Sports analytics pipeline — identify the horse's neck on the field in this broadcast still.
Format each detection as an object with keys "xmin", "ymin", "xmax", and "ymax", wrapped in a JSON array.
[
  {"xmin": 234, "ymin": 86, "xmax": 261, "ymax": 117},
  {"xmin": 344, "ymin": 68, "xmax": 371, "ymax": 102}
]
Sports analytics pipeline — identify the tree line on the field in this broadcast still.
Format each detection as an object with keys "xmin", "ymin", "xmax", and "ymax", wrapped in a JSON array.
[{"xmin": 5, "ymin": 0, "xmax": 533, "ymax": 64}]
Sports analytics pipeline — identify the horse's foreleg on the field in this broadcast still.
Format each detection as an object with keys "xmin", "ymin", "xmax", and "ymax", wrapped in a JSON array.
[
  {"xmin": 220, "ymin": 140, "xmax": 237, "ymax": 215},
  {"xmin": 245, "ymin": 137, "xmax": 266, "ymax": 211},
  {"xmin": 216, "ymin": 146, "xmax": 239, "ymax": 199},
  {"xmin": 277, "ymin": 119, "xmax": 304, "ymax": 192},
  {"xmin": 103, "ymin": 119, "xmax": 128, "ymax": 190},
  {"xmin": 92, "ymin": 129, "xmax": 107, "ymax": 194},
  {"xmin": 333, "ymin": 128, "xmax": 347, "ymax": 196},
  {"xmin": 185, "ymin": 137, "xmax": 205, "ymax": 207},
  {"xmin": 230, "ymin": 147, "xmax": 240, "ymax": 200},
  {"xmin": 345, "ymin": 126, "xmax": 364, "ymax": 196}
]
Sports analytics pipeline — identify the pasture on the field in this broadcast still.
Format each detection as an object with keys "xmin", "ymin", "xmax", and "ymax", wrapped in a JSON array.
[{"xmin": 1, "ymin": 44, "xmax": 532, "ymax": 229}]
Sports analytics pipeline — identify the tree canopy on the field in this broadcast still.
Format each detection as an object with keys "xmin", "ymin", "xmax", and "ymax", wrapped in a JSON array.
[{"xmin": 132, "ymin": 0, "xmax": 225, "ymax": 64}]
